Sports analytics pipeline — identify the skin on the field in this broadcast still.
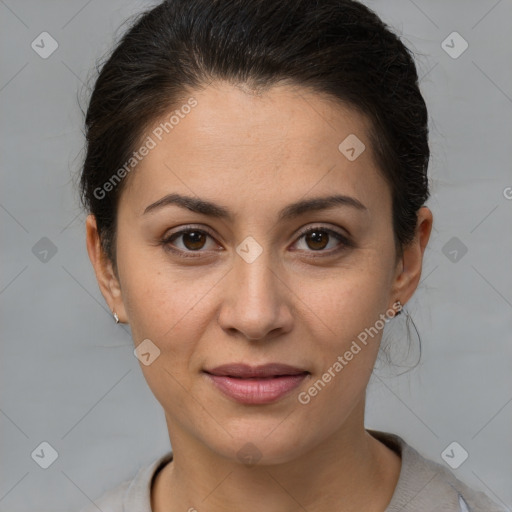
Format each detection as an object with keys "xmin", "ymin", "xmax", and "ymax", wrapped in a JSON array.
[{"xmin": 86, "ymin": 81, "xmax": 433, "ymax": 512}]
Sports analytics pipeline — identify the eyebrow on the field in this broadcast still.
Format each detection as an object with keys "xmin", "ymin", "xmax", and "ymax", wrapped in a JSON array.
[{"xmin": 143, "ymin": 192, "xmax": 367, "ymax": 221}]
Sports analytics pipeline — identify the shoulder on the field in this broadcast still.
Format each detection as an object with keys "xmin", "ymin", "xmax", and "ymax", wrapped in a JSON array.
[
  {"xmin": 368, "ymin": 429, "xmax": 508, "ymax": 512},
  {"xmin": 77, "ymin": 451, "xmax": 174, "ymax": 512}
]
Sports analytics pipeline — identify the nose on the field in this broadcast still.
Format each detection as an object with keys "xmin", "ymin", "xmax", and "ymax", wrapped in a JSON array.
[{"xmin": 217, "ymin": 249, "xmax": 294, "ymax": 342}]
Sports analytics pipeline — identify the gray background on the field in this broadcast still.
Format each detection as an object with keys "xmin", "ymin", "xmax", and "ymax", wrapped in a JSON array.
[{"xmin": 1, "ymin": 1, "xmax": 511, "ymax": 511}]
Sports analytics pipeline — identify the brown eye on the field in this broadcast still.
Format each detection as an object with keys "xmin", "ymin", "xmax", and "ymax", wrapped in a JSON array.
[
  {"xmin": 162, "ymin": 228, "xmax": 218, "ymax": 256},
  {"xmin": 180, "ymin": 231, "xmax": 207, "ymax": 250},
  {"xmin": 161, "ymin": 225, "xmax": 351, "ymax": 259},
  {"xmin": 304, "ymin": 230, "xmax": 329, "ymax": 250},
  {"xmin": 293, "ymin": 226, "xmax": 352, "ymax": 255}
]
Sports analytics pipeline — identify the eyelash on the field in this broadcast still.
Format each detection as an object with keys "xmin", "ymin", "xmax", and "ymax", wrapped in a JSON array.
[{"xmin": 160, "ymin": 225, "xmax": 353, "ymax": 259}]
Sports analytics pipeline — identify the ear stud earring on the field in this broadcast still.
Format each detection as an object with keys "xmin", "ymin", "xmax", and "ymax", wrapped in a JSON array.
[
  {"xmin": 393, "ymin": 300, "xmax": 403, "ymax": 316},
  {"xmin": 113, "ymin": 311, "xmax": 119, "ymax": 324}
]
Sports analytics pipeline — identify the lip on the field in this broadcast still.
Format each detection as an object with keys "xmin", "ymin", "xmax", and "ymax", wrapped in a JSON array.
[
  {"xmin": 203, "ymin": 363, "xmax": 310, "ymax": 405},
  {"xmin": 205, "ymin": 363, "xmax": 308, "ymax": 378}
]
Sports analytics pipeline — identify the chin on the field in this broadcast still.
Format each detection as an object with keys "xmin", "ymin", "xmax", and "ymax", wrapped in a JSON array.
[{"xmin": 202, "ymin": 418, "xmax": 317, "ymax": 467}]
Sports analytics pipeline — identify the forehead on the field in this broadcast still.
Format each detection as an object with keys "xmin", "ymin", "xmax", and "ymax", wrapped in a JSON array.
[{"xmin": 119, "ymin": 81, "xmax": 388, "ymax": 218}]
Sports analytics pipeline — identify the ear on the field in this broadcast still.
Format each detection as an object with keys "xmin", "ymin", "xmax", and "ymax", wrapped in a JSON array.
[
  {"xmin": 85, "ymin": 214, "xmax": 127, "ymax": 323},
  {"xmin": 390, "ymin": 206, "xmax": 433, "ymax": 308}
]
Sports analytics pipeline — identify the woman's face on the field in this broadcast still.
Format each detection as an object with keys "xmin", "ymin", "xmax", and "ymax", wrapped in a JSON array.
[{"xmin": 89, "ymin": 82, "xmax": 429, "ymax": 464}]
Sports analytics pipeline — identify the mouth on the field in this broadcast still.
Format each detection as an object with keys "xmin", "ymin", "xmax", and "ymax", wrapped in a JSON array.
[
  {"xmin": 203, "ymin": 363, "xmax": 310, "ymax": 404},
  {"xmin": 204, "ymin": 363, "xmax": 309, "ymax": 379}
]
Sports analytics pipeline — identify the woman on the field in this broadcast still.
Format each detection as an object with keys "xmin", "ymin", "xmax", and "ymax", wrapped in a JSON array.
[{"xmin": 78, "ymin": 0, "xmax": 506, "ymax": 510}]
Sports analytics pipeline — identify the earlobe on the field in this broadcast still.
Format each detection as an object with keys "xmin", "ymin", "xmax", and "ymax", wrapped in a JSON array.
[{"xmin": 85, "ymin": 214, "xmax": 127, "ymax": 323}]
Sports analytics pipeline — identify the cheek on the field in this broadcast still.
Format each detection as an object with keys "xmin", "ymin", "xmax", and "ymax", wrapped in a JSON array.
[
  {"xmin": 116, "ymin": 236, "xmax": 180, "ymax": 332},
  {"xmin": 304, "ymin": 261, "xmax": 392, "ymax": 342},
  {"xmin": 117, "ymin": 240, "xmax": 223, "ymax": 358},
  {"xmin": 296, "ymin": 258, "xmax": 393, "ymax": 401},
  {"xmin": 293, "ymin": 271, "xmax": 390, "ymax": 428},
  {"xmin": 117, "ymin": 259, "xmax": 211, "ymax": 412}
]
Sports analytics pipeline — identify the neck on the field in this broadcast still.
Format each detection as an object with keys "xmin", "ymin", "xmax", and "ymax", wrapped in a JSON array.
[{"xmin": 152, "ymin": 401, "xmax": 401, "ymax": 512}]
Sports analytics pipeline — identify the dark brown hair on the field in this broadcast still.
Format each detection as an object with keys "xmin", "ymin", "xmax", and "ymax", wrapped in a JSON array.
[{"xmin": 79, "ymin": 0, "xmax": 430, "ymax": 266}]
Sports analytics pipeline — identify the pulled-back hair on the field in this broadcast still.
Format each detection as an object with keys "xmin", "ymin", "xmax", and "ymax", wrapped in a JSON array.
[{"xmin": 80, "ymin": 0, "xmax": 430, "ymax": 264}]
